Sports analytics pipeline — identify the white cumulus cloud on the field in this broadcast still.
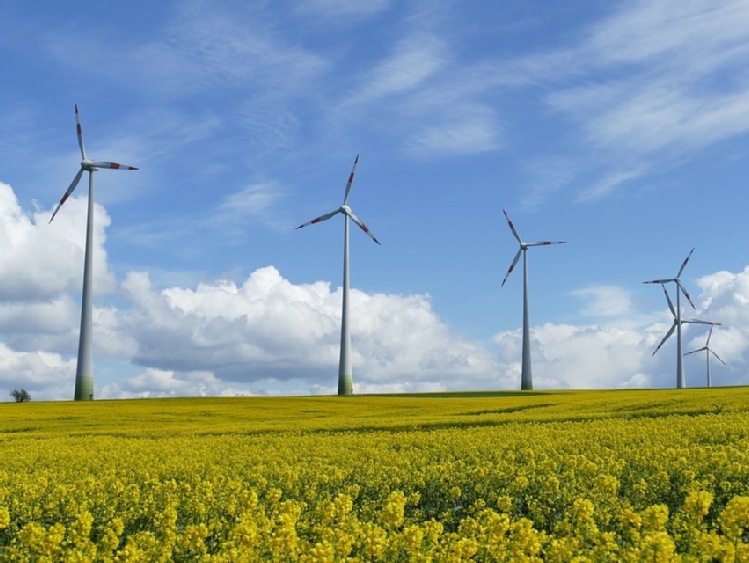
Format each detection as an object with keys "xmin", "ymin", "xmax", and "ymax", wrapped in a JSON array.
[{"xmin": 0, "ymin": 180, "xmax": 747, "ymax": 401}]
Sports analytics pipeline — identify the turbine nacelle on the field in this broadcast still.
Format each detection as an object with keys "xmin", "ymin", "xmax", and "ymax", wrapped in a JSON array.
[
  {"xmin": 685, "ymin": 345, "xmax": 726, "ymax": 364},
  {"xmin": 49, "ymin": 105, "xmax": 138, "ymax": 223},
  {"xmin": 649, "ymin": 266, "xmax": 718, "ymax": 358},
  {"xmin": 500, "ymin": 209, "xmax": 565, "ymax": 287},
  {"xmin": 684, "ymin": 325, "xmax": 726, "ymax": 388},
  {"xmin": 643, "ymin": 248, "xmax": 696, "ymax": 310},
  {"xmin": 296, "ymin": 156, "xmax": 380, "ymax": 245}
]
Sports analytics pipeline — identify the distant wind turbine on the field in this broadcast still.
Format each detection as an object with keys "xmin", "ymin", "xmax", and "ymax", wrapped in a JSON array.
[
  {"xmin": 296, "ymin": 155, "xmax": 380, "ymax": 396},
  {"xmin": 643, "ymin": 249, "xmax": 698, "ymax": 389},
  {"xmin": 500, "ymin": 209, "xmax": 565, "ymax": 391},
  {"xmin": 49, "ymin": 104, "xmax": 138, "ymax": 401},
  {"xmin": 684, "ymin": 325, "xmax": 725, "ymax": 388}
]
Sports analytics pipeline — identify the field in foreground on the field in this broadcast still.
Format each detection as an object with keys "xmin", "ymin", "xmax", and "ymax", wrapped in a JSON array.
[{"xmin": 1, "ymin": 388, "xmax": 749, "ymax": 561}]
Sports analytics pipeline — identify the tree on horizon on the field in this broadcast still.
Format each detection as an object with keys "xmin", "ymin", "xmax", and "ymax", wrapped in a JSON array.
[{"xmin": 10, "ymin": 389, "xmax": 31, "ymax": 403}]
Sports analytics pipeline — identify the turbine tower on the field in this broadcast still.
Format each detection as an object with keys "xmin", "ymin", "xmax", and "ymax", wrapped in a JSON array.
[
  {"xmin": 500, "ymin": 209, "xmax": 565, "ymax": 391},
  {"xmin": 49, "ymin": 104, "xmax": 138, "ymax": 401},
  {"xmin": 684, "ymin": 325, "xmax": 725, "ymax": 388},
  {"xmin": 296, "ymin": 155, "xmax": 380, "ymax": 396},
  {"xmin": 643, "ymin": 249, "xmax": 697, "ymax": 389}
]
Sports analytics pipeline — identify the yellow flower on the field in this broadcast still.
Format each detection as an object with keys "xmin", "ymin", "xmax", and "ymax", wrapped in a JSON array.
[
  {"xmin": 719, "ymin": 495, "xmax": 749, "ymax": 542},
  {"xmin": 0, "ymin": 506, "xmax": 10, "ymax": 529},
  {"xmin": 382, "ymin": 490, "xmax": 406, "ymax": 529},
  {"xmin": 682, "ymin": 490, "xmax": 713, "ymax": 520}
]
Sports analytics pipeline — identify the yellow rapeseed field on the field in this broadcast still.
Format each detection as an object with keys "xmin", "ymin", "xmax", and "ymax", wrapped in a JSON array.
[{"xmin": 1, "ymin": 388, "xmax": 749, "ymax": 561}]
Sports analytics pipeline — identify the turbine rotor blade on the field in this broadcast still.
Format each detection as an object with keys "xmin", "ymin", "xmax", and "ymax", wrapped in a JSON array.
[
  {"xmin": 526, "ymin": 240, "xmax": 566, "ymax": 247},
  {"xmin": 502, "ymin": 209, "xmax": 522, "ymax": 244},
  {"xmin": 653, "ymin": 324, "xmax": 676, "ymax": 356},
  {"xmin": 661, "ymin": 284, "xmax": 676, "ymax": 317},
  {"xmin": 643, "ymin": 278, "xmax": 676, "ymax": 285},
  {"xmin": 676, "ymin": 247, "xmax": 695, "ymax": 279},
  {"xmin": 682, "ymin": 319, "xmax": 714, "ymax": 325},
  {"xmin": 347, "ymin": 209, "xmax": 380, "ymax": 244},
  {"xmin": 89, "ymin": 161, "xmax": 139, "ymax": 170},
  {"xmin": 677, "ymin": 281, "xmax": 697, "ymax": 310},
  {"xmin": 683, "ymin": 349, "xmax": 702, "ymax": 357},
  {"xmin": 706, "ymin": 326, "xmax": 714, "ymax": 346},
  {"xmin": 75, "ymin": 103, "xmax": 87, "ymax": 161},
  {"xmin": 710, "ymin": 349, "xmax": 726, "ymax": 365},
  {"xmin": 49, "ymin": 168, "xmax": 84, "ymax": 223},
  {"xmin": 342, "ymin": 154, "xmax": 360, "ymax": 206},
  {"xmin": 296, "ymin": 209, "xmax": 340, "ymax": 230},
  {"xmin": 501, "ymin": 248, "xmax": 523, "ymax": 287}
]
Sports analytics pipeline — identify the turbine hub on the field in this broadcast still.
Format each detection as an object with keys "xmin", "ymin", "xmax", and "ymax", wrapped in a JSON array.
[{"xmin": 340, "ymin": 204, "xmax": 352, "ymax": 215}]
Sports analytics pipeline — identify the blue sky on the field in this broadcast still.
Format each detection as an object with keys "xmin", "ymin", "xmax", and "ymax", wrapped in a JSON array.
[{"xmin": 1, "ymin": 0, "xmax": 749, "ymax": 399}]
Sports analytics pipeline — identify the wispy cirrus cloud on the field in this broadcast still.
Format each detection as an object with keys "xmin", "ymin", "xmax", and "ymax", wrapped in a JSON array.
[
  {"xmin": 208, "ymin": 182, "xmax": 287, "ymax": 231},
  {"xmin": 583, "ymin": 0, "xmax": 749, "ymax": 69},
  {"xmin": 44, "ymin": 2, "xmax": 328, "ymax": 100},
  {"xmin": 406, "ymin": 115, "xmax": 502, "ymax": 157},
  {"xmin": 330, "ymin": 28, "xmax": 507, "ymax": 157},
  {"xmin": 167, "ymin": 2, "xmax": 328, "ymax": 92},
  {"xmin": 115, "ymin": 181, "xmax": 287, "ymax": 252},
  {"xmin": 346, "ymin": 33, "xmax": 449, "ymax": 104},
  {"xmin": 514, "ymin": 0, "xmax": 749, "ymax": 204}
]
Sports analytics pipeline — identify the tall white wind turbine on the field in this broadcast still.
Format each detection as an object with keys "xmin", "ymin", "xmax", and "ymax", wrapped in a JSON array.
[
  {"xmin": 49, "ymin": 104, "xmax": 138, "ymax": 401},
  {"xmin": 500, "ymin": 210, "xmax": 565, "ymax": 391},
  {"xmin": 296, "ymin": 155, "xmax": 380, "ymax": 396},
  {"xmin": 684, "ymin": 325, "xmax": 725, "ymax": 388},
  {"xmin": 643, "ymin": 249, "xmax": 698, "ymax": 389}
]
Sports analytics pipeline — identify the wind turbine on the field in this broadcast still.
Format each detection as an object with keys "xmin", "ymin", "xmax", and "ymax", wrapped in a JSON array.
[
  {"xmin": 296, "ymin": 155, "xmax": 380, "ymax": 396},
  {"xmin": 684, "ymin": 325, "xmax": 725, "ymax": 388},
  {"xmin": 643, "ymin": 249, "xmax": 698, "ymax": 389},
  {"xmin": 49, "ymin": 104, "xmax": 138, "ymax": 401},
  {"xmin": 500, "ymin": 209, "xmax": 565, "ymax": 391}
]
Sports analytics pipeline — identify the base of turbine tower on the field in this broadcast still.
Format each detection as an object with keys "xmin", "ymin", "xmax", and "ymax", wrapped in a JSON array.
[
  {"xmin": 521, "ymin": 370, "xmax": 533, "ymax": 391},
  {"xmin": 338, "ymin": 375, "xmax": 352, "ymax": 396},
  {"xmin": 74, "ymin": 375, "xmax": 95, "ymax": 401}
]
